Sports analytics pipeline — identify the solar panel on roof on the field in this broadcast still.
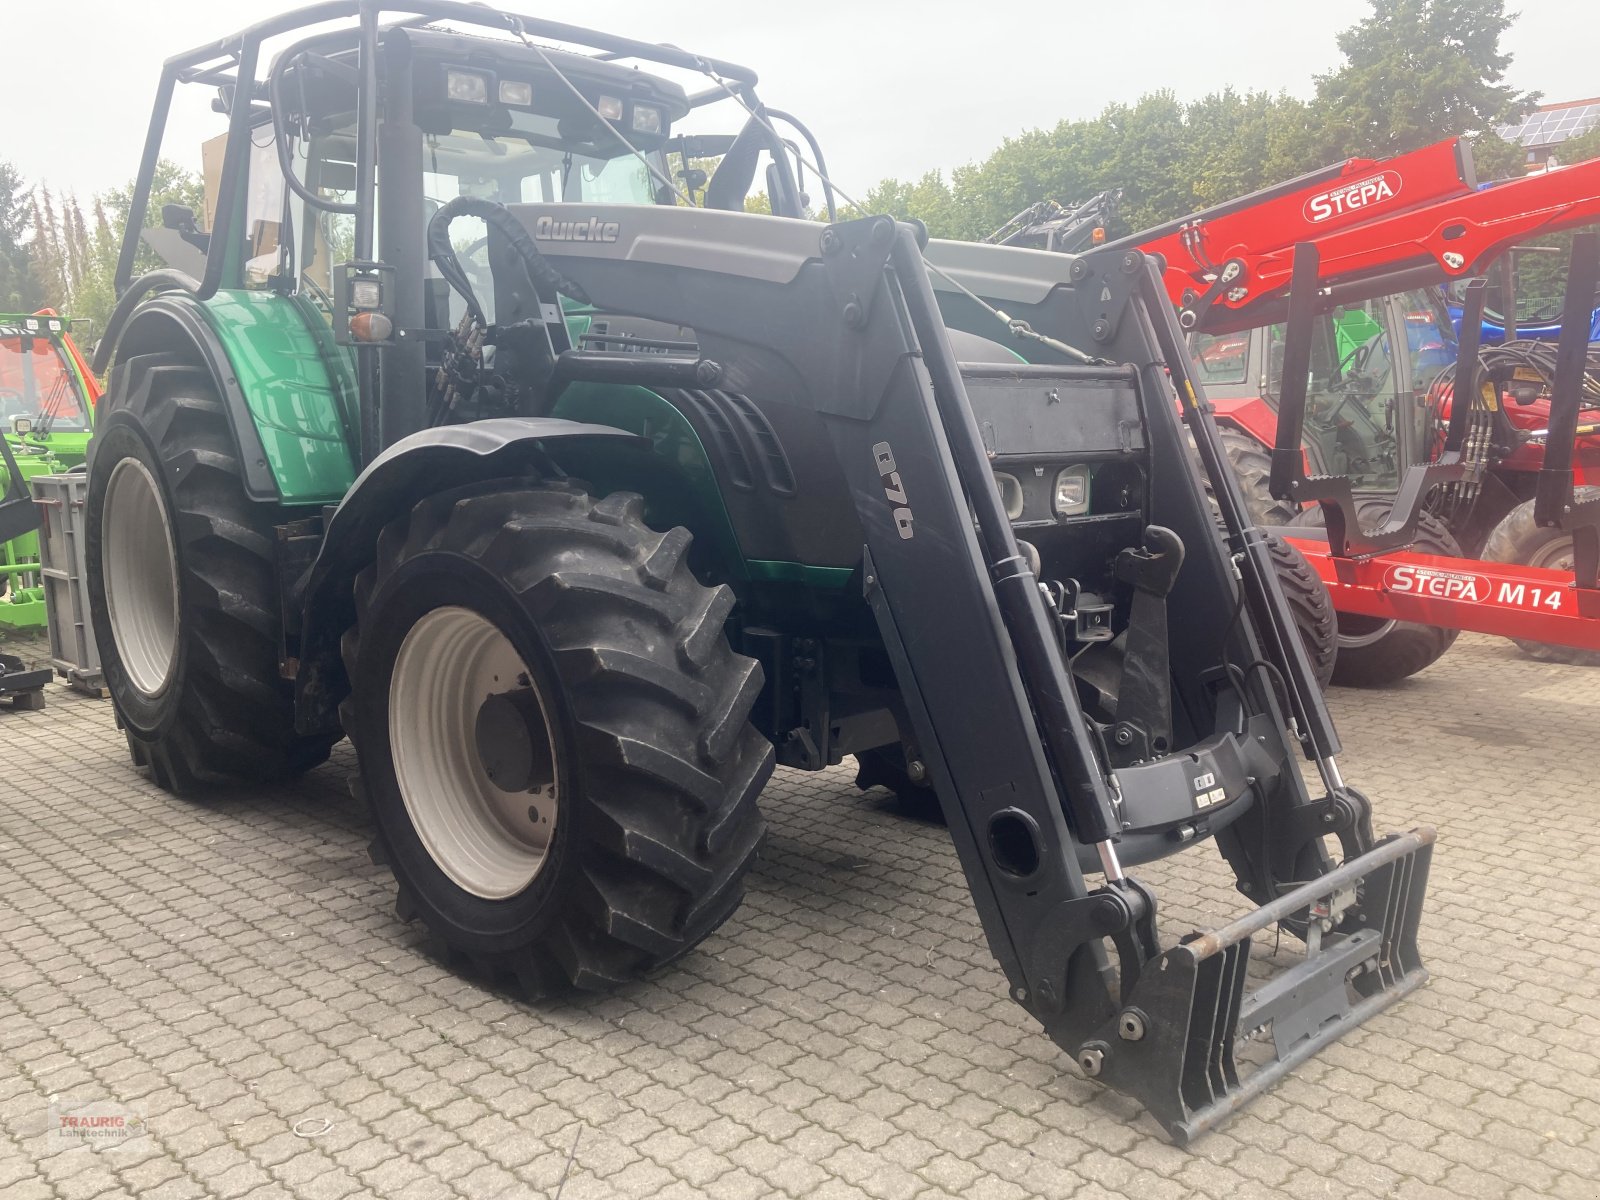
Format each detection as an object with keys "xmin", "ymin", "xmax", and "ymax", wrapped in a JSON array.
[{"xmin": 1498, "ymin": 101, "xmax": 1600, "ymax": 148}]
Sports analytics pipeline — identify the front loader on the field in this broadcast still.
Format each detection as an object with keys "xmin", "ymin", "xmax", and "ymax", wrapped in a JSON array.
[{"xmin": 84, "ymin": 1, "xmax": 1432, "ymax": 1142}]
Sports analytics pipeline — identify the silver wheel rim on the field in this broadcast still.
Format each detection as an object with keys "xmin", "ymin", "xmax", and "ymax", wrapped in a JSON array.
[
  {"xmin": 1338, "ymin": 617, "xmax": 1398, "ymax": 649},
  {"xmin": 102, "ymin": 457, "xmax": 181, "ymax": 697},
  {"xmin": 1528, "ymin": 538, "xmax": 1575, "ymax": 574},
  {"xmin": 388, "ymin": 606, "xmax": 560, "ymax": 900}
]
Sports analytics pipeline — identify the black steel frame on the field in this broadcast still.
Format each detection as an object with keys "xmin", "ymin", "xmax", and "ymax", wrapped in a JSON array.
[{"xmin": 115, "ymin": 0, "xmax": 764, "ymax": 302}]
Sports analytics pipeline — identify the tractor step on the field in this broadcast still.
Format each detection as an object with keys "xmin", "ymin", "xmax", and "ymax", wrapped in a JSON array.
[{"xmin": 1084, "ymin": 828, "xmax": 1433, "ymax": 1144}]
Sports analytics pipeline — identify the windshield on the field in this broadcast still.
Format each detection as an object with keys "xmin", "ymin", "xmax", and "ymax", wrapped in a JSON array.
[
  {"xmin": 422, "ymin": 113, "xmax": 658, "ymax": 207},
  {"xmin": 0, "ymin": 334, "xmax": 90, "ymax": 431},
  {"xmin": 276, "ymin": 108, "xmax": 664, "ymax": 327},
  {"xmin": 1397, "ymin": 288, "xmax": 1455, "ymax": 393}
]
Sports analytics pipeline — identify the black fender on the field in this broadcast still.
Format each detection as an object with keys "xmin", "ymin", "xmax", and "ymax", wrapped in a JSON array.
[
  {"xmin": 95, "ymin": 292, "xmax": 282, "ymax": 502},
  {"xmin": 293, "ymin": 418, "xmax": 646, "ymax": 735}
]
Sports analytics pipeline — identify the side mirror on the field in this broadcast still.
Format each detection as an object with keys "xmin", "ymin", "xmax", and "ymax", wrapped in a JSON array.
[{"xmin": 162, "ymin": 203, "xmax": 200, "ymax": 233}]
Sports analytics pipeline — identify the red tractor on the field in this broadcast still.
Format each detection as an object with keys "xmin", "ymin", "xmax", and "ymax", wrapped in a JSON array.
[{"xmin": 1124, "ymin": 140, "xmax": 1600, "ymax": 681}]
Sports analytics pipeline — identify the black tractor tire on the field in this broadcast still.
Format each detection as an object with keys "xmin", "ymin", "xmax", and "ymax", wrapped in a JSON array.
[
  {"xmin": 84, "ymin": 355, "xmax": 337, "ymax": 795},
  {"xmin": 1264, "ymin": 532, "xmax": 1339, "ymax": 689},
  {"xmin": 1290, "ymin": 498, "xmax": 1462, "ymax": 687},
  {"xmin": 341, "ymin": 480, "xmax": 772, "ymax": 997},
  {"xmin": 1201, "ymin": 427, "xmax": 1303, "ymax": 528},
  {"xmin": 1481, "ymin": 486, "xmax": 1600, "ymax": 666}
]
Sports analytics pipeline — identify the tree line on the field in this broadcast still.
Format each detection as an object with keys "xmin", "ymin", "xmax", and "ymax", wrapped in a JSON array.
[
  {"xmin": 847, "ymin": 0, "xmax": 1556, "ymax": 239},
  {"xmin": 2, "ymin": 0, "xmax": 1593, "ymax": 343}
]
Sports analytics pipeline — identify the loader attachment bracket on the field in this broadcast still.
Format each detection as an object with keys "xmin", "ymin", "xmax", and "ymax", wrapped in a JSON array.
[
  {"xmin": 1070, "ymin": 248, "xmax": 1145, "ymax": 345},
  {"xmin": 819, "ymin": 215, "xmax": 897, "ymax": 332},
  {"xmin": 1078, "ymin": 827, "xmax": 1433, "ymax": 1145}
]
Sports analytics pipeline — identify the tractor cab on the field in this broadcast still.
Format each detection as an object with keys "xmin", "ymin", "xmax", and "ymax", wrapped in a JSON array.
[
  {"xmin": 1191, "ymin": 287, "xmax": 1456, "ymax": 494},
  {"xmin": 0, "ymin": 312, "xmax": 98, "ymax": 469},
  {"xmin": 126, "ymin": 15, "xmax": 825, "ymax": 481}
]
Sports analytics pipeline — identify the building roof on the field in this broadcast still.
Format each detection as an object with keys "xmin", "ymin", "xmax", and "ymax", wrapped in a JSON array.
[{"xmin": 1499, "ymin": 98, "xmax": 1600, "ymax": 148}]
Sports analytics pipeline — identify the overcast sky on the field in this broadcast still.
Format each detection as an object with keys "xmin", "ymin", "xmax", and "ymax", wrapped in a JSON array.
[{"xmin": 3, "ymin": 0, "xmax": 1594, "ymax": 205}]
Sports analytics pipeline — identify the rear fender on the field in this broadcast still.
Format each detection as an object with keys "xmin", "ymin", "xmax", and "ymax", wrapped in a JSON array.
[
  {"xmin": 100, "ymin": 294, "xmax": 283, "ymax": 501},
  {"xmin": 1211, "ymin": 395, "xmax": 1280, "ymax": 449},
  {"xmin": 292, "ymin": 418, "xmax": 646, "ymax": 735}
]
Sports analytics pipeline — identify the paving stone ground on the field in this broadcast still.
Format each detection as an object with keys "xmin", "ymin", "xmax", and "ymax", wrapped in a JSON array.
[{"xmin": 1, "ymin": 625, "xmax": 1596, "ymax": 1199}]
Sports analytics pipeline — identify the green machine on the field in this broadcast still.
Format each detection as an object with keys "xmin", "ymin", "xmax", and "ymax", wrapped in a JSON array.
[
  {"xmin": 0, "ymin": 441, "xmax": 59, "ymax": 631},
  {"xmin": 82, "ymin": 3, "xmax": 1435, "ymax": 1141},
  {"xmin": 0, "ymin": 313, "xmax": 96, "ymax": 631},
  {"xmin": 0, "ymin": 312, "xmax": 98, "ymax": 469}
]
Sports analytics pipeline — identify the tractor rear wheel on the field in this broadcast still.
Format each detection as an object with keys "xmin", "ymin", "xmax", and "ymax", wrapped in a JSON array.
[
  {"xmin": 341, "ymin": 481, "xmax": 772, "ymax": 996},
  {"xmin": 85, "ymin": 356, "xmax": 337, "ymax": 794},
  {"xmin": 1290, "ymin": 498, "xmax": 1461, "ymax": 687},
  {"xmin": 1482, "ymin": 486, "xmax": 1600, "ymax": 666}
]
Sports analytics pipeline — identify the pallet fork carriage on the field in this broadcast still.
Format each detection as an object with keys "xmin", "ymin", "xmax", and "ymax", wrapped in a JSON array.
[{"xmin": 88, "ymin": 0, "xmax": 1431, "ymax": 1141}]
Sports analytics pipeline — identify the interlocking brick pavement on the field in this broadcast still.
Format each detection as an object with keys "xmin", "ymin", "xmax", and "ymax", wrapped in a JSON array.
[{"xmin": 1, "ymin": 627, "xmax": 1597, "ymax": 1198}]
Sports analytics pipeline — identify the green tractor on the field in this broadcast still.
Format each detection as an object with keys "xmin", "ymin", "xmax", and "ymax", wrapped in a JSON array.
[{"xmin": 86, "ymin": 3, "xmax": 1433, "ymax": 1141}]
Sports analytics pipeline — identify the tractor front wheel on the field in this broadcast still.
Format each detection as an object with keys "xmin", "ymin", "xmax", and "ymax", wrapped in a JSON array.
[
  {"xmin": 1264, "ymin": 532, "xmax": 1338, "ymax": 689},
  {"xmin": 1290, "ymin": 497, "xmax": 1461, "ymax": 687},
  {"xmin": 85, "ymin": 357, "xmax": 336, "ymax": 793},
  {"xmin": 1482, "ymin": 486, "xmax": 1600, "ymax": 666},
  {"xmin": 341, "ymin": 481, "xmax": 772, "ymax": 995}
]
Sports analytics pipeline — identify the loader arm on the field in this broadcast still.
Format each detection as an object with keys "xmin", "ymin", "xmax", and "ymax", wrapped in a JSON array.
[
  {"xmin": 1132, "ymin": 136, "xmax": 1600, "ymax": 335},
  {"xmin": 490, "ymin": 204, "xmax": 1433, "ymax": 1142}
]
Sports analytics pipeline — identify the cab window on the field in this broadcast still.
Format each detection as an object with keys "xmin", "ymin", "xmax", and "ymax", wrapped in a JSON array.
[{"xmin": 1190, "ymin": 331, "xmax": 1249, "ymax": 385}]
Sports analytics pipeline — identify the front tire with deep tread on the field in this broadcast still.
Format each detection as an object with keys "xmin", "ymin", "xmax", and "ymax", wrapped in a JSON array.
[
  {"xmin": 342, "ymin": 481, "xmax": 773, "ymax": 996},
  {"xmin": 85, "ymin": 354, "xmax": 337, "ymax": 794},
  {"xmin": 1264, "ymin": 532, "xmax": 1338, "ymax": 689},
  {"xmin": 1482, "ymin": 486, "xmax": 1600, "ymax": 666}
]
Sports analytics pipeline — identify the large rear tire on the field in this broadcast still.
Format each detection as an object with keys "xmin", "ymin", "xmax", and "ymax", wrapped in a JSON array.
[
  {"xmin": 341, "ymin": 481, "xmax": 772, "ymax": 995},
  {"xmin": 1481, "ymin": 486, "xmax": 1600, "ymax": 666},
  {"xmin": 85, "ymin": 355, "xmax": 337, "ymax": 794},
  {"xmin": 1290, "ymin": 498, "xmax": 1462, "ymax": 687}
]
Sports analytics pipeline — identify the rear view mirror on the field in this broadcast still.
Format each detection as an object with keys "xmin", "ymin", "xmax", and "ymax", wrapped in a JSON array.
[{"xmin": 162, "ymin": 203, "xmax": 201, "ymax": 233}]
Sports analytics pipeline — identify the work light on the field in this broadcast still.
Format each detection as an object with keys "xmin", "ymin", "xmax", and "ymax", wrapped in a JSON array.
[
  {"xmin": 498, "ymin": 80, "xmax": 532, "ymax": 107},
  {"xmin": 1052, "ymin": 466, "xmax": 1090, "ymax": 515},
  {"xmin": 445, "ymin": 69, "xmax": 489, "ymax": 104}
]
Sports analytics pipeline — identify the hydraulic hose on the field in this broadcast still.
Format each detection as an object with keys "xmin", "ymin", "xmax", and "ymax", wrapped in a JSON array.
[{"xmin": 425, "ymin": 195, "xmax": 591, "ymax": 324}]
